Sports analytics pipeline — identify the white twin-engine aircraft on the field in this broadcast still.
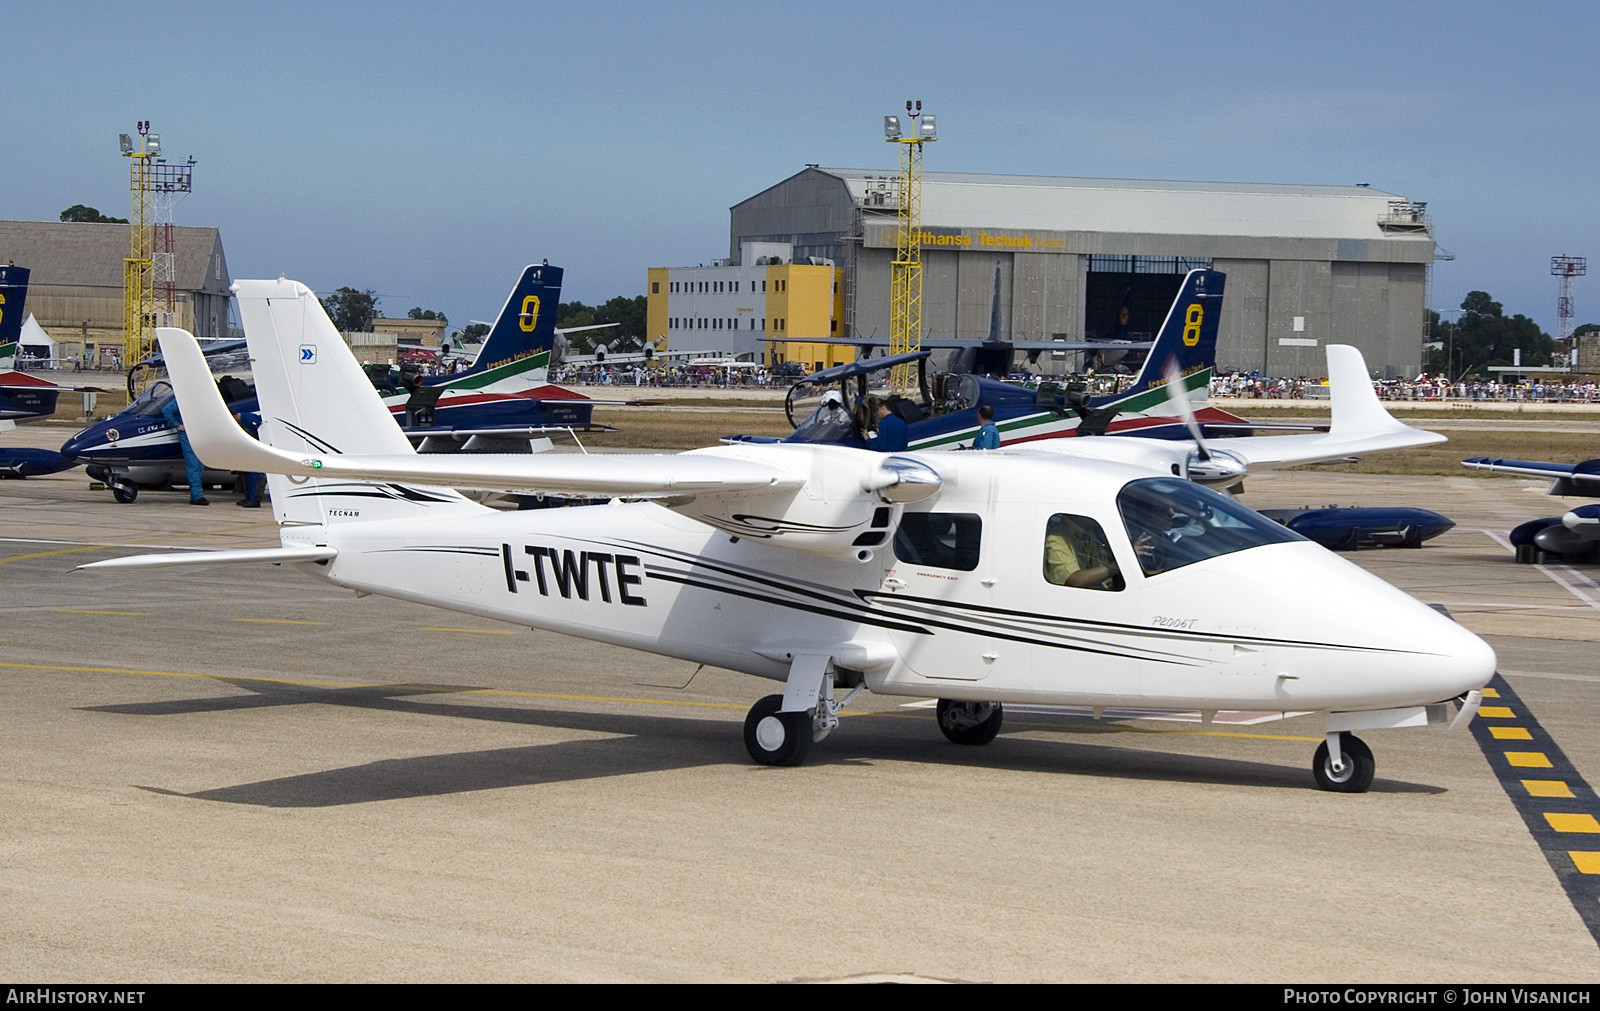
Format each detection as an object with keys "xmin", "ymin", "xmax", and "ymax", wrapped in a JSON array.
[{"xmin": 85, "ymin": 279, "xmax": 1494, "ymax": 791}]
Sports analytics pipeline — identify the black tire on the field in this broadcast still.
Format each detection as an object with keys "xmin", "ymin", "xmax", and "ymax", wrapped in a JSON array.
[
  {"xmin": 936, "ymin": 699, "xmax": 1003, "ymax": 746},
  {"xmin": 112, "ymin": 485, "xmax": 137, "ymax": 504},
  {"xmin": 1312, "ymin": 733, "xmax": 1375, "ymax": 793},
  {"xmin": 743, "ymin": 694, "xmax": 814, "ymax": 766}
]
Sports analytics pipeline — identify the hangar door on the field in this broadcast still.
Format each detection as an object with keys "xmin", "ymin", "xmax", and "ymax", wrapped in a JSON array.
[{"xmin": 1083, "ymin": 255, "xmax": 1210, "ymax": 341}]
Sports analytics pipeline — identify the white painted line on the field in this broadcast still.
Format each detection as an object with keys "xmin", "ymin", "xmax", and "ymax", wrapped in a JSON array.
[{"xmin": 1478, "ymin": 529, "xmax": 1600, "ymax": 613}]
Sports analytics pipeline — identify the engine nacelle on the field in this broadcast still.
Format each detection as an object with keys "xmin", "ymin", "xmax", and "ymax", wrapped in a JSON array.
[{"xmin": 670, "ymin": 446, "xmax": 942, "ymax": 563}]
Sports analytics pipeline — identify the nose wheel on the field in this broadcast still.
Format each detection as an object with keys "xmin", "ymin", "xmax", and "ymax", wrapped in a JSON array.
[{"xmin": 1313, "ymin": 732, "xmax": 1374, "ymax": 793}]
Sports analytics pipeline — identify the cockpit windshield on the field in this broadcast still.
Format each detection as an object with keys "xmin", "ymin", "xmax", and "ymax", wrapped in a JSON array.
[
  {"xmin": 128, "ymin": 382, "xmax": 176, "ymax": 417},
  {"xmin": 789, "ymin": 390, "xmax": 861, "ymax": 443},
  {"xmin": 1117, "ymin": 477, "xmax": 1303, "ymax": 576}
]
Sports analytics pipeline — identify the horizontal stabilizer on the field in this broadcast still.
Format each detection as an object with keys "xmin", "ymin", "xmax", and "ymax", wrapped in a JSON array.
[{"xmin": 78, "ymin": 546, "xmax": 337, "ymax": 570}]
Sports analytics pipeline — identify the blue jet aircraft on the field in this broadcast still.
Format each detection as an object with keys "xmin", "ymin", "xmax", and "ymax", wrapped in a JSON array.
[
  {"xmin": 62, "ymin": 263, "xmax": 613, "ymax": 502},
  {"xmin": 744, "ymin": 269, "xmax": 1256, "ymax": 453}
]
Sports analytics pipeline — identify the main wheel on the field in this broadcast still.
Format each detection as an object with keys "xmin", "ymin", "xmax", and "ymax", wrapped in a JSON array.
[
  {"xmin": 1312, "ymin": 732, "xmax": 1375, "ymax": 793},
  {"xmin": 743, "ymin": 694, "xmax": 814, "ymax": 766},
  {"xmin": 111, "ymin": 485, "xmax": 137, "ymax": 504},
  {"xmin": 936, "ymin": 699, "xmax": 1003, "ymax": 745}
]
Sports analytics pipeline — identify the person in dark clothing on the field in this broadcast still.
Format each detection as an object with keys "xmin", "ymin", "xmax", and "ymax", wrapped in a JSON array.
[
  {"xmin": 233, "ymin": 410, "xmax": 264, "ymax": 508},
  {"xmin": 870, "ymin": 400, "xmax": 909, "ymax": 452}
]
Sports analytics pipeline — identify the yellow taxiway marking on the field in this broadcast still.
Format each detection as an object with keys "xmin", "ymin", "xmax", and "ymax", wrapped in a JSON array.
[
  {"xmin": 420, "ymin": 627, "xmax": 518, "ymax": 635},
  {"xmin": 1481, "ymin": 687, "xmax": 1501, "ymax": 698},
  {"xmin": 0, "ymin": 546, "xmax": 102, "ymax": 565},
  {"xmin": 1506, "ymin": 751, "xmax": 1554, "ymax": 768},
  {"xmin": 1570, "ymin": 852, "xmax": 1600, "ymax": 874},
  {"xmin": 232, "ymin": 618, "xmax": 330, "ymax": 625},
  {"xmin": 1524, "ymin": 779, "xmax": 1576, "ymax": 798},
  {"xmin": 1478, "ymin": 706, "xmax": 1516, "ymax": 718},
  {"xmin": 54, "ymin": 609, "xmax": 144, "ymax": 616},
  {"xmin": 1545, "ymin": 813, "xmax": 1600, "ymax": 834},
  {"xmin": 1489, "ymin": 726, "xmax": 1534, "ymax": 740}
]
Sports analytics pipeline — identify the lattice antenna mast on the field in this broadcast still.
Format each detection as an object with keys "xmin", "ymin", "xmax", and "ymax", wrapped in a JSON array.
[
  {"xmin": 1553, "ymin": 255, "xmax": 1586, "ymax": 355},
  {"xmin": 885, "ymin": 101, "xmax": 935, "ymax": 394},
  {"xmin": 151, "ymin": 155, "xmax": 196, "ymax": 329},
  {"xmin": 119, "ymin": 122, "xmax": 156, "ymax": 372}
]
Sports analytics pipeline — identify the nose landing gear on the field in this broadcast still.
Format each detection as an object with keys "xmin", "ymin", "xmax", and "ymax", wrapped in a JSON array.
[{"xmin": 1313, "ymin": 731, "xmax": 1374, "ymax": 793}]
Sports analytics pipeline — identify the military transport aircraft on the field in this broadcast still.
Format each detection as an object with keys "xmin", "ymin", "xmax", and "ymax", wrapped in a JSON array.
[{"xmin": 82, "ymin": 277, "xmax": 1493, "ymax": 792}]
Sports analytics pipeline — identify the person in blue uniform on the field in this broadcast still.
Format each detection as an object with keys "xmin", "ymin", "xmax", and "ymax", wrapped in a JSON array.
[
  {"xmin": 160, "ymin": 397, "xmax": 208, "ymax": 505},
  {"xmin": 233, "ymin": 409, "xmax": 264, "ymax": 508},
  {"xmin": 870, "ymin": 400, "xmax": 908, "ymax": 452},
  {"xmin": 972, "ymin": 403, "xmax": 1000, "ymax": 449}
]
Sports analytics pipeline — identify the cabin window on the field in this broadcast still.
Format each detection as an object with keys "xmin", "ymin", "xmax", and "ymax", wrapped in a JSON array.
[
  {"xmin": 1116, "ymin": 477, "xmax": 1303, "ymax": 576},
  {"xmin": 894, "ymin": 512, "xmax": 982, "ymax": 572},
  {"xmin": 1042, "ymin": 514, "xmax": 1123, "ymax": 591}
]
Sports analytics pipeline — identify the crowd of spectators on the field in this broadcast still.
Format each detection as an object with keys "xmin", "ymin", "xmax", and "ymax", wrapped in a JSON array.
[{"xmin": 1209, "ymin": 371, "xmax": 1600, "ymax": 403}]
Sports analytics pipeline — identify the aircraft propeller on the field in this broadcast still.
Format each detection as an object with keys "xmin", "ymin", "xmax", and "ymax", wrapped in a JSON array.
[{"xmin": 1161, "ymin": 357, "xmax": 1246, "ymax": 486}]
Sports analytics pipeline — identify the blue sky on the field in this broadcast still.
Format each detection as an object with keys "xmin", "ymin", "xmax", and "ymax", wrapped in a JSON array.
[{"xmin": 3, "ymin": 1, "xmax": 1594, "ymax": 333}]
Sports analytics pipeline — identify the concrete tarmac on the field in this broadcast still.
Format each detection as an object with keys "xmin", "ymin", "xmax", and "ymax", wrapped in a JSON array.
[{"xmin": 2, "ymin": 458, "xmax": 1599, "ymax": 982}]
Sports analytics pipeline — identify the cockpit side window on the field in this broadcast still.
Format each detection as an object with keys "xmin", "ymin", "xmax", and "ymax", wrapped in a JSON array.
[
  {"xmin": 893, "ymin": 512, "xmax": 982, "ymax": 571},
  {"xmin": 1042, "ymin": 513, "xmax": 1124, "ymax": 591},
  {"xmin": 1117, "ymin": 477, "xmax": 1304, "ymax": 576}
]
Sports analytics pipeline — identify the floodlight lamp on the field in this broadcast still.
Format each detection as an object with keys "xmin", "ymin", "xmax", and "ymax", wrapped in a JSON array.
[
  {"xmin": 119, "ymin": 134, "xmax": 133, "ymax": 155},
  {"xmin": 918, "ymin": 114, "xmax": 936, "ymax": 139},
  {"xmin": 884, "ymin": 116, "xmax": 901, "ymax": 139},
  {"xmin": 146, "ymin": 134, "xmax": 160, "ymax": 155}
]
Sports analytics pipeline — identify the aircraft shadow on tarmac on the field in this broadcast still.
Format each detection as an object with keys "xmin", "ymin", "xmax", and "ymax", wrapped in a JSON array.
[{"xmin": 90, "ymin": 676, "xmax": 1444, "ymax": 806}]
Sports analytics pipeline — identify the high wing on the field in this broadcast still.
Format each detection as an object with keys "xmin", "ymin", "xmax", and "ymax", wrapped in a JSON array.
[
  {"xmin": 1196, "ymin": 344, "xmax": 1445, "ymax": 467},
  {"xmin": 1032, "ymin": 344, "xmax": 1443, "ymax": 476},
  {"xmin": 158, "ymin": 324, "xmax": 801, "ymax": 499}
]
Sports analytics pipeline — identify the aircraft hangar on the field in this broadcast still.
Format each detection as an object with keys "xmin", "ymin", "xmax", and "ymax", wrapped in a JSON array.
[{"xmin": 729, "ymin": 168, "xmax": 1441, "ymax": 379}]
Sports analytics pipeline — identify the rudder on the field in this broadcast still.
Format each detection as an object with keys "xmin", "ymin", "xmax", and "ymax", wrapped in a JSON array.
[{"xmin": 468, "ymin": 263, "xmax": 565, "ymax": 375}]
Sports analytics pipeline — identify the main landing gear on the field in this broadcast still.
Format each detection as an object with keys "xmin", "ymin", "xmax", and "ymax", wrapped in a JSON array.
[
  {"xmin": 936, "ymin": 699, "xmax": 1004, "ymax": 745},
  {"xmin": 742, "ymin": 654, "xmax": 865, "ymax": 766},
  {"xmin": 1313, "ymin": 731, "xmax": 1375, "ymax": 793}
]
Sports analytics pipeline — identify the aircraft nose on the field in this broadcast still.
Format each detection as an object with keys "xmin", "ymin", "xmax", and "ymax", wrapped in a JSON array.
[{"xmin": 1225, "ymin": 544, "xmax": 1498, "ymax": 708}]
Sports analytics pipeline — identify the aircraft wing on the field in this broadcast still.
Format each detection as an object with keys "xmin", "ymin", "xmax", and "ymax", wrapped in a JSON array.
[
  {"xmin": 1031, "ymin": 345, "xmax": 1441, "ymax": 473},
  {"xmin": 1462, "ymin": 456, "xmax": 1600, "ymax": 496},
  {"xmin": 1462, "ymin": 457, "xmax": 1584, "ymax": 480},
  {"xmin": 0, "ymin": 375, "xmax": 109, "ymax": 394},
  {"xmin": 159, "ymin": 328, "xmax": 802, "ymax": 498},
  {"xmin": 1188, "ymin": 345, "xmax": 1444, "ymax": 468}
]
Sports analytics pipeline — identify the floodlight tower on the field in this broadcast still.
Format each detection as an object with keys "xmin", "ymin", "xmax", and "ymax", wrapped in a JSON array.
[
  {"xmin": 1553, "ymin": 255, "xmax": 1586, "ymax": 358},
  {"xmin": 151, "ymin": 154, "xmax": 196, "ymax": 331},
  {"xmin": 119, "ymin": 122, "xmax": 157, "ymax": 373},
  {"xmin": 884, "ymin": 101, "xmax": 935, "ymax": 394}
]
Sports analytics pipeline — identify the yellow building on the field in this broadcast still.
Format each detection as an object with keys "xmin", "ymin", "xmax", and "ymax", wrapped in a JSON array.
[{"xmin": 646, "ymin": 242, "xmax": 845, "ymax": 371}]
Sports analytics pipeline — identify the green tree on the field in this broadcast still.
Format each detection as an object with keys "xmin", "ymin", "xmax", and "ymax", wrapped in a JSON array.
[
  {"xmin": 321, "ymin": 287, "xmax": 378, "ymax": 332},
  {"xmin": 457, "ymin": 322, "xmax": 490, "ymax": 343},
  {"xmin": 557, "ymin": 295, "xmax": 649, "ymax": 353},
  {"xmin": 59, "ymin": 204, "xmax": 127, "ymax": 224},
  {"xmin": 1427, "ymin": 291, "xmax": 1552, "ymax": 378},
  {"xmin": 407, "ymin": 307, "xmax": 448, "ymax": 324}
]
